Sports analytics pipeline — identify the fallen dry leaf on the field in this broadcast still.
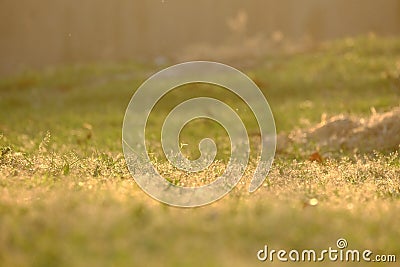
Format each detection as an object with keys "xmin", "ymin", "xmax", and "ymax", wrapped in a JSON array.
[{"xmin": 309, "ymin": 151, "xmax": 323, "ymax": 163}]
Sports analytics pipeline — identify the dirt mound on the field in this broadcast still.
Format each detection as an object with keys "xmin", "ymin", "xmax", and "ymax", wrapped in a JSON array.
[{"xmin": 279, "ymin": 107, "xmax": 400, "ymax": 153}]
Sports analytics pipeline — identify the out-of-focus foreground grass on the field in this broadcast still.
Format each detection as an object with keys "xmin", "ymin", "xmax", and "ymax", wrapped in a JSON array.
[{"xmin": 0, "ymin": 36, "xmax": 400, "ymax": 267}]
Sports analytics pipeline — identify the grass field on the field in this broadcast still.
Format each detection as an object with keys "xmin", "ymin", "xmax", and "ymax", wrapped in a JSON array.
[{"xmin": 1, "ymin": 36, "xmax": 400, "ymax": 266}]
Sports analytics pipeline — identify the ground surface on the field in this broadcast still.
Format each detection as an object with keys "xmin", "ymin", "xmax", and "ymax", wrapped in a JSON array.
[{"xmin": 0, "ymin": 36, "xmax": 400, "ymax": 266}]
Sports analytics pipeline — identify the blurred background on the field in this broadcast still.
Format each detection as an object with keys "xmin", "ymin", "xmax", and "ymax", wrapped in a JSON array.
[{"xmin": 1, "ymin": 0, "xmax": 400, "ymax": 75}]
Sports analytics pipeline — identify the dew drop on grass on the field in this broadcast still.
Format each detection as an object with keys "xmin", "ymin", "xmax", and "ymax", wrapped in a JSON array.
[{"xmin": 309, "ymin": 198, "xmax": 318, "ymax": 206}]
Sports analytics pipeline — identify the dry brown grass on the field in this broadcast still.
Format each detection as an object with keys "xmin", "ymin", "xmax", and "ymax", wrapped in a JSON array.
[{"xmin": 278, "ymin": 106, "xmax": 400, "ymax": 154}]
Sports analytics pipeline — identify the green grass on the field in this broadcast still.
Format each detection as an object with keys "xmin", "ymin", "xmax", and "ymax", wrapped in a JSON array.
[{"xmin": 0, "ymin": 36, "xmax": 400, "ymax": 266}]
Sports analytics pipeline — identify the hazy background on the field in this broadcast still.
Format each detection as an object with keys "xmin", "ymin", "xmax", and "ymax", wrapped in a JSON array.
[{"xmin": 1, "ymin": 0, "xmax": 400, "ymax": 75}]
